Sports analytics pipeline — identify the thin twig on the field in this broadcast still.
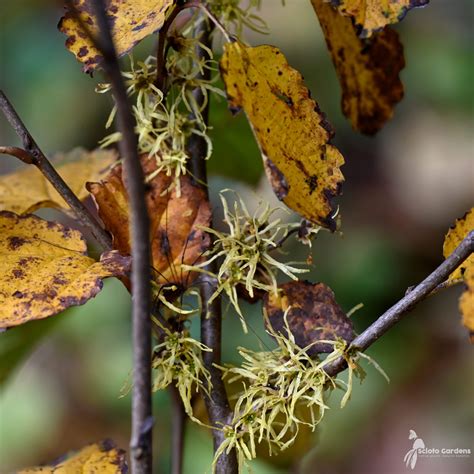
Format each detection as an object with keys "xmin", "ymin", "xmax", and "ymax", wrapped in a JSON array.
[
  {"xmin": 155, "ymin": 0, "xmax": 201, "ymax": 92},
  {"xmin": 0, "ymin": 146, "xmax": 34, "ymax": 164},
  {"xmin": 169, "ymin": 386, "xmax": 186, "ymax": 474},
  {"xmin": 156, "ymin": 3, "xmax": 186, "ymax": 92},
  {"xmin": 0, "ymin": 92, "xmax": 112, "ymax": 250},
  {"xmin": 324, "ymin": 230, "xmax": 474, "ymax": 377},
  {"xmin": 86, "ymin": 1, "xmax": 153, "ymax": 472},
  {"xmin": 187, "ymin": 15, "xmax": 238, "ymax": 474}
]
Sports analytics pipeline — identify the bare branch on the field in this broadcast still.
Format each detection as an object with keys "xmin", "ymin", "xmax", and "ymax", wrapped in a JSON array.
[
  {"xmin": 0, "ymin": 92, "xmax": 112, "ymax": 250},
  {"xmin": 325, "ymin": 230, "xmax": 474, "ymax": 377},
  {"xmin": 85, "ymin": 1, "xmax": 153, "ymax": 472},
  {"xmin": 187, "ymin": 16, "xmax": 238, "ymax": 474}
]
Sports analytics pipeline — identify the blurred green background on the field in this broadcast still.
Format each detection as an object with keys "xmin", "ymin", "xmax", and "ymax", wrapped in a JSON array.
[{"xmin": 1, "ymin": 1, "xmax": 473, "ymax": 473}]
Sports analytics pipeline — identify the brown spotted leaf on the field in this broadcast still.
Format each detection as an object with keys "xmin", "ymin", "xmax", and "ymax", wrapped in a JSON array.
[
  {"xmin": 59, "ymin": 0, "xmax": 173, "ymax": 73},
  {"xmin": 311, "ymin": 0, "xmax": 404, "ymax": 134},
  {"xmin": 0, "ymin": 212, "xmax": 130, "ymax": 329},
  {"xmin": 18, "ymin": 439, "xmax": 127, "ymax": 473},
  {"xmin": 220, "ymin": 42, "xmax": 344, "ymax": 230},
  {"xmin": 0, "ymin": 148, "xmax": 116, "ymax": 215},
  {"xmin": 87, "ymin": 156, "xmax": 211, "ymax": 287},
  {"xmin": 264, "ymin": 281, "xmax": 354, "ymax": 355},
  {"xmin": 443, "ymin": 208, "xmax": 474, "ymax": 341},
  {"xmin": 326, "ymin": 0, "xmax": 429, "ymax": 37}
]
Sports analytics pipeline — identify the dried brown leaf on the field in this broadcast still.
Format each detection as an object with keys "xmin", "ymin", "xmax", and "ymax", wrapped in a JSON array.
[
  {"xmin": 264, "ymin": 281, "xmax": 354, "ymax": 356},
  {"xmin": 87, "ymin": 156, "xmax": 211, "ymax": 287}
]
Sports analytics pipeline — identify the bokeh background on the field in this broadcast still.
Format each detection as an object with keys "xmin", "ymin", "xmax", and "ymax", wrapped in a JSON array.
[{"xmin": 1, "ymin": 1, "xmax": 473, "ymax": 473}]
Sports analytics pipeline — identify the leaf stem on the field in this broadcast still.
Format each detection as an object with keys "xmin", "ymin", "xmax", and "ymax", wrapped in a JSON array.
[
  {"xmin": 86, "ymin": 1, "xmax": 153, "ymax": 472},
  {"xmin": 187, "ymin": 15, "xmax": 238, "ymax": 474},
  {"xmin": 324, "ymin": 230, "xmax": 474, "ymax": 377},
  {"xmin": 0, "ymin": 92, "xmax": 113, "ymax": 251}
]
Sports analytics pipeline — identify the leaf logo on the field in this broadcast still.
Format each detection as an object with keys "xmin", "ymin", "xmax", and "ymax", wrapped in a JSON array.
[{"xmin": 404, "ymin": 430, "xmax": 425, "ymax": 470}]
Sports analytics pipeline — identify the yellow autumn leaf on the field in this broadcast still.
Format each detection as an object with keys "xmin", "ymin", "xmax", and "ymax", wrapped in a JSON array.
[
  {"xmin": 443, "ymin": 208, "xmax": 474, "ymax": 281},
  {"xmin": 0, "ymin": 148, "xmax": 116, "ymax": 215},
  {"xmin": 311, "ymin": 0, "xmax": 404, "ymax": 134},
  {"xmin": 0, "ymin": 211, "xmax": 130, "ymax": 329},
  {"xmin": 220, "ymin": 42, "xmax": 344, "ymax": 230},
  {"xmin": 59, "ymin": 0, "xmax": 174, "ymax": 72},
  {"xmin": 18, "ymin": 439, "xmax": 127, "ymax": 473},
  {"xmin": 327, "ymin": 0, "xmax": 429, "ymax": 37},
  {"xmin": 459, "ymin": 267, "xmax": 473, "ymax": 343},
  {"xmin": 443, "ymin": 208, "xmax": 474, "ymax": 342}
]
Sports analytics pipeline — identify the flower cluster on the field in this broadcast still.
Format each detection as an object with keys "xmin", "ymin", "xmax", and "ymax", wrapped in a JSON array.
[
  {"xmin": 152, "ymin": 324, "xmax": 212, "ymax": 421},
  {"xmin": 191, "ymin": 191, "xmax": 308, "ymax": 330},
  {"xmin": 97, "ymin": 19, "xmax": 224, "ymax": 194},
  {"xmin": 209, "ymin": 0, "xmax": 268, "ymax": 36},
  {"xmin": 213, "ymin": 312, "xmax": 359, "ymax": 469}
]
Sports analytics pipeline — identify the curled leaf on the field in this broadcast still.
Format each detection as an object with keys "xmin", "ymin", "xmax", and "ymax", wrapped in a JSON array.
[
  {"xmin": 264, "ymin": 281, "xmax": 354, "ymax": 355},
  {"xmin": 59, "ymin": 0, "xmax": 173, "ymax": 73},
  {"xmin": 220, "ymin": 42, "xmax": 344, "ymax": 230},
  {"xmin": 0, "ymin": 148, "xmax": 116, "ymax": 215},
  {"xmin": 327, "ymin": 0, "xmax": 430, "ymax": 37},
  {"xmin": 443, "ymin": 208, "xmax": 474, "ymax": 341},
  {"xmin": 0, "ymin": 211, "xmax": 130, "ymax": 329},
  {"xmin": 87, "ymin": 156, "xmax": 211, "ymax": 287},
  {"xmin": 18, "ymin": 439, "xmax": 127, "ymax": 473},
  {"xmin": 311, "ymin": 0, "xmax": 404, "ymax": 134}
]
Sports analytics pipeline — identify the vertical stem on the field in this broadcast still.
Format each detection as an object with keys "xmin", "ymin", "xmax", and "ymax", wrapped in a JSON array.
[
  {"xmin": 199, "ymin": 274, "xmax": 238, "ymax": 473},
  {"xmin": 89, "ymin": 1, "xmax": 152, "ymax": 472},
  {"xmin": 187, "ymin": 16, "xmax": 238, "ymax": 474},
  {"xmin": 170, "ymin": 387, "xmax": 186, "ymax": 474}
]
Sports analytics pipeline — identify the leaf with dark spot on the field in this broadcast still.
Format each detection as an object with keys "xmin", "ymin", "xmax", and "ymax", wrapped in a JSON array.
[
  {"xmin": 87, "ymin": 155, "xmax": 211, "ymax": 288},
  {"xmin": 0, "ymin": 212, "xmax": 130, "ymax": 329},
  {"xmin": 220, "ymin": 42, "xmax": 344, "ymax": 230},
  {"xmin": 18, "ymin": 439, "xmax": 127, "ymax": 473},
  {"xmin": 311, "ymin": 0, "xmax": 405, "ymax": 134},
  {"xmin": 328, "ymin": 0, "xmax": 429, "ymax": 37},
  {"xmin": 264, "ymin": 281, "xmax": 354, "ymax": 356},
  {"xmin": 58, "ymin": 0, "xmax": 173, "ymax": 73}
]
